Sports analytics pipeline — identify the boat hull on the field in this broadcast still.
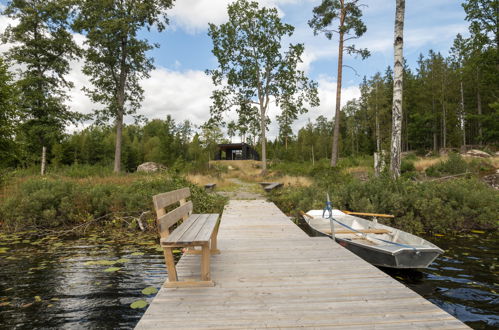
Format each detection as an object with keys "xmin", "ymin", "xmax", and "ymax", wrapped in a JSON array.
[
  {"xmin": 303, "ymin": 210, "xmax": 444, "ymax": 269},
  {"xmin": 335, "ymin": 237, "xmax": 442, "ymax": 268}
]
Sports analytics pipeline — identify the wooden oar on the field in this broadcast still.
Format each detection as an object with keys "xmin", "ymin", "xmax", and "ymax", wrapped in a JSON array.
[
  {"xmin": 299, "ymin": 210, "xmax": 314, "ymax": 219},
  {"xmin": 341, "ymin": 211, "xmax": 394, "ymax": 218}
]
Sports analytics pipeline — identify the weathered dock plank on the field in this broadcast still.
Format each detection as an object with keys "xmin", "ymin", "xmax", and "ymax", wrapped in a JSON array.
[{"xmin": 136, "ymin": 200, "xmax": 468, "ymax": 329}]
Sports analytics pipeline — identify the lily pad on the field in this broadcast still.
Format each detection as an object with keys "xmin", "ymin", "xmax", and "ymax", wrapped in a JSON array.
[
  {"xmin": 434, "ymin": 234, "xmax": 444, "ymax": 237},
  {"xmin": 104, "ymin": 267, "xmax": 121, "ymax": 272},
  {"xmin": 116, "ymin": 258, "xmax": 131, "ymax": 263},
  {"xmin": 130, "ymin": 299, "xmax": 148, "ymax": 309},
  {"xmin": 34, "ymin": 296, "xmax": 42, "ymax": 302},
  {"xmin": 172, "ymin": 249, "xmax": 182, "ymax": 254},
  {"xmin": 141, "ymin": 286, "xmax": 158, "ymax": 295},
  {"xmin": 85, "ymin": 260, "xmax": 117, "ymax": 266},
  {"xmin": 471, "ymin": 230, "xmax": 485, "ymax": 234},
  {"xmin": 131, "ymin": 252, "xmax": 144, "ymax": 256}
]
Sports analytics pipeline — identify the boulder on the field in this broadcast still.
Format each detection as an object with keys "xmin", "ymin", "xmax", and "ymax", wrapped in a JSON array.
[
  {"xmin": 482, "ymin": 172, "xmax": 499, "ymax": 190},
  {"xmin": 136, "ymin": 162, "xmax": 167, "ymax": 173},
  {"xmin": 463, "ymin": 149, "xmax": 491, "ymax": 158}
]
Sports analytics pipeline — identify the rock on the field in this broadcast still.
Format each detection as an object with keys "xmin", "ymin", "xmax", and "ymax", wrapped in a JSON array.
[
  {"xmin": 136, "ymin": 162, "xmax": 167, "ymax": 173},
  {"xmin": 495, "ymin": 151, "xmax": 499, "ymax": 157},
  {"xmin": 482, "ymin": 173, "xmax": 499, "ymax": 190},
  {"xmin": 463, "ymin": 149, "xmax": 491, "ymax": 158}
]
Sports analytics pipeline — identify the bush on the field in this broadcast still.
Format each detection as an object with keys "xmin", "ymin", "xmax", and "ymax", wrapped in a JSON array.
[
  {"xmin": 401, "ymin": 159, "xmax": 416, "ymax": 173},
  {"xmin": 425, "ymin": 153, "xmax": 469, "ymax": 177},
  {"xmin": 269, "ymin": 176, "xmax": 499, "ymax": 234},
  {"xmin": 0, "ymin": 172, "xmax": 227, "ymax": 231}
]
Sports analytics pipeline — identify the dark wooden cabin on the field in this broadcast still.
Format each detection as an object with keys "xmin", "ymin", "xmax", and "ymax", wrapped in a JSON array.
[{"xmin": 215, "ymin": 143, "xmax": 260, "ymax": 161}]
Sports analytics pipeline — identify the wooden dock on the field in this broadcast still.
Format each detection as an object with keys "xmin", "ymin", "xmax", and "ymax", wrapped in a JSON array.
[{"xmin": 136, "ymin": 200, "xmax": 468, "ymax": 329}]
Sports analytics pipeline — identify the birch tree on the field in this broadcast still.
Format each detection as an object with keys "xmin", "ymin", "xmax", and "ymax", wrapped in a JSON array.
[
  {"xmin": 389, "ymin": 0, "xmax": 405, "ymax": 178},
  {"xmin": 309, "ymin": 0, "xmax": 369, "ymax": 167},
  {"xmin": 208, "ymin": 0, "xmax": 319, "ymax": 173}
]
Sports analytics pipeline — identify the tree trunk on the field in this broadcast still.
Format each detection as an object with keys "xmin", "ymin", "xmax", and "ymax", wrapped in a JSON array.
[
  {"xmin": 114, "ymin": 114, "xmax": 123, "ymax": 173},
  {"xmin": 389, "ymin": 0, "xmax": 405, "ymax": 179},
  {"xmin": 460, "ymin": 80, "xmax": 466, "ymax": 149},
  {"xmin": 375, "ymin": 83, "xmax": 380, "ymax": 153},
  {"xmin": 432, "ymin": 95, "xmax": 438, "ymax": 153},
  {"xmin": 41, "ymin": 146, "xmax": 46, "ymax": 176},
  {"xmin": 312, "ymin": 144, "xmax": 315, "ymax": 166},
  {"xmin": 114, "ymin": 36, "xmax": 128, "ymax": 173},
  {"xmin": 476, "ymin": 70, "xmax": 482, "ymax": 145},
  {"xmin": 442, "ymin": 72, "xmax": 446, "ymax": 149},
  {"xmin": 260, "ymin": 107, "xmax": 267, "ymax": 173},
  {"xmin": 331, "ymin": 29, "xmax": 345, "ymax": 167}
]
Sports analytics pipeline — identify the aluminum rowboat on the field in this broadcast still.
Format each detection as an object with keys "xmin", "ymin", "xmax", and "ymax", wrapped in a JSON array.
[{"xmin": 304, "ymin": 209, "xmax": 443, "ymax": 269}]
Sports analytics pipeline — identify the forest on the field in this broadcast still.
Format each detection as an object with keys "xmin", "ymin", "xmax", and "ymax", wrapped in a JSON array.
[
  {"xmin": 0, "ymin": 0, "xmax": 497, "ymax": 234},
  {"xmin": 0, "ymin": 1, "xmax": 497, "ymax": 173}
]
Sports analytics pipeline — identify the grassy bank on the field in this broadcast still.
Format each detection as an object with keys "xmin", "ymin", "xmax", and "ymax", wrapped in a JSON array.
[
  {"xmin": 269, "ymin": 175, "xmax": 499, "ymax": 235},
  {"xmin": 0, "ymin": 168, "xmax": 227, "ymax": 232}
]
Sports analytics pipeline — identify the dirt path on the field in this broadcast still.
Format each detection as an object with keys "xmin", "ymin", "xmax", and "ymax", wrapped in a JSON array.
[{"xmin": 216, "ymin": 178, "xmax": 265, "ymax": 200}]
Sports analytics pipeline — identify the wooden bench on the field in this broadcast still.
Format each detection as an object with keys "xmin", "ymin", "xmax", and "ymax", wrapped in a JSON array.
[
  {"xmin": 204, "ymin": 183, "xmax": 216, "ymax": 191},
  {"xmin": 153, "ymin": 188, "xmax": 220, "ymax": 288},
  {"xmin": 262, "ymin": 182, "xmax": 283, "ymax": 192}
]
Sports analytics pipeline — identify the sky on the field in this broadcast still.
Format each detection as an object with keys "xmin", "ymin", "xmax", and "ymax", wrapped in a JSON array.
[{"xmin": 0, "ymin": 0, "xmax": 469, "ymax": 140}]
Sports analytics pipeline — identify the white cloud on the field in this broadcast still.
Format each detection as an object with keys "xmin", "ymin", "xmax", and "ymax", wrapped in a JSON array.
[
  {"xmin": 168, "ymin": 0, "xmax": 303, "ymax": 34},
  {"xmin": 140, "ymin": 67, "xmax": 215, "ymax": 125}
]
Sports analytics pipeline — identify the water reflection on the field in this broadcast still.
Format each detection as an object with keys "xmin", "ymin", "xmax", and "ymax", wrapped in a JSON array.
[{"xmin": 0, "ymin": 231, "xmax": 167, "ymax": 329}]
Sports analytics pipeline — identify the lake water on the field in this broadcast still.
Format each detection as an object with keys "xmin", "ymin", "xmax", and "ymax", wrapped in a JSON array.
[{"xmin": 0, "ymin": 228, "xmax": 497, "ymax": 329}]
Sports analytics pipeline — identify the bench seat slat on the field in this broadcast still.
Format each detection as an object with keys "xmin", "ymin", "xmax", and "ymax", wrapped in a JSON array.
[
  {"xmin": 161, "ymin": 213, "xmax": 219, "ymax": 246},
  {"xmin": 177, "ymin": 213, "xmax": 211, "ymax": 244},
  {"xmin": 193, "ymin": 214, "xmax": 219, "ymax": 243},
  {"xmin": 164, "ymin": 213, "xmax": 202, "ymax": 243}
]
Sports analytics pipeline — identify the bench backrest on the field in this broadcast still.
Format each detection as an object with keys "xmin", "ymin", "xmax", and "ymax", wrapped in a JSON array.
[{"xmin": 153, "ymin": 188, "xmax": 193, "ymax": 238}]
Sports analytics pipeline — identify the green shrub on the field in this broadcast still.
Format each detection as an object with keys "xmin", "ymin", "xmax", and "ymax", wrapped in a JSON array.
[
  {"xmin": 0, "ymin": 172, "xmax": 227, "ymax": 231},
  {"xmin": 269, "ymin": 176, "xmax": 499, "ymax": 234},
  {"xmin": 425, "ymin": 153, "xmax": 469, "ymax": 177},
  {"xmin": 401, "ymin": 159, "xmax": 416, "ymax": 173}
]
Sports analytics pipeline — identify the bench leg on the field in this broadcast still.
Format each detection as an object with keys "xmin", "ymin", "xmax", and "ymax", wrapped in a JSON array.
[
  {"xmin": 210, "ymin": 221, "xmax": 221, "ymax": 255},
  {"xmin": 163, "ymin": 247, "xmax": 178, "ymax": 282},
  {"xmin": 201, "ymin": 244, "xmax": 211, "ymax": 281}
]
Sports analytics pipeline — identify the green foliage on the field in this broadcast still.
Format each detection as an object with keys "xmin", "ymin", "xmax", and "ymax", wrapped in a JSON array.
[
  {"xmin": 1, "ymin": 0, "xmax": 82, "ymax": 161},
  {"xmin": 270, "ymin": 176, "xmax": 499, "ymax": 234},
  {"xmin": 308, "ymin": 0, "xmax": 370, "ymax": 58},
  {"xmin": 425, "ymin": 153, "xmax": 469, "ymax": 177},
  {"xmin": 72, "ymin": 0, "xmax": 175, "ymax": 172},
  {"xmin": 207, "ymin": 0, "xmax": 319, "ymax": 170},
  {"xmin": 0, "ymin": 171, "xmax": 227, "ymax": 231},
  {"xmin": 0, "ymin": 56, "xmax": 18, "ymax": 168},
  {"xmin": 400, "ymin": 159, "xmax": 416, "ymax": 173}
]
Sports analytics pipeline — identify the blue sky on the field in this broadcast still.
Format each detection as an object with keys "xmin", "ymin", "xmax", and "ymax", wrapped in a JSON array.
[{"xmin": 1, "ymin": 0, "xmax": 470, "ymax": 138}]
